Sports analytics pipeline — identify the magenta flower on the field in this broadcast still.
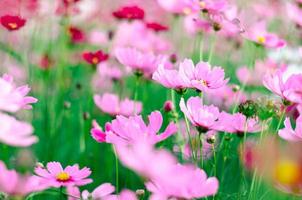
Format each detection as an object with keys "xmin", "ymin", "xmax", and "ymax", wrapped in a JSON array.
[
  {"xmin": 215, "ymin": 112, "xmax": 261, "ymax": 134},
  {"xmin": 180, "ymin": 59, "xmax": 229, "ymax": 93},
  {"xmin": 278, "ymin": 116, "xmax": 302, "ymax": 142},
  {"xmin": 0, "ymin": 113, "xmax": 37, "ymax": 147},
  {"xmin": 67, "ymin": 183, "xmax": 115, "ymax": 200},
  {"xmin": 91, "ymin": 111, "xmax": 177, "ymax": 145},
  {"xmin": 94, "ymin": 93, "xmax": 142, "ymax": 117},
  {"xmin": 35, "ymin": 162, "xmax": 92, "ymax": 188},
  {"xmin": 116, "ymin": 141, "xmax": 219, "ymax": 199},
  {"xmin": 115, "ymin": 47, "xmax": 164, "ymax": 76},
  {"xmin": 0, "ymin": 161, "xmax": 46, "ymax": 197},
  {"xmin": 0, "ymin": 74, "xmax": 37, "ymax": 113},
  {"xmin": 245, "ymin": 21, "xmax": 286, "ymax": 49},
  {"xmin": 180, "ymin": 97, "xmax": 220, "ymax": 130}
]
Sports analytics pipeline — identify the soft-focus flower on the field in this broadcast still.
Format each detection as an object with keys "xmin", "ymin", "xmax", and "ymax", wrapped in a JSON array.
[
  {"xmin": 112, "ymin": 5, "xmax": 144, "ymax": 21},
  {"xmin": 263, "ymin": 70, "xmax": 302, "ymax": 104},
  {"xmin": 91, "ymin": 111, "xmax": 177, "ymax": 145},
  {"xmin": 0, "ymin": 113, "xmax": 37, "ymax": 147},
  {"xmin": 115, "ymin": 47, "xmax": 163, "ymax": 76},
  {"xmin": 0, "ymin": 161, "xmax": 46, "ymax": 197},
  {"xmin": 94, "ymin": 93, "xmax": 142, "ymax": 116},
  {"xmin": 0, "ymin": 15, "xmax": 26, "ymax": 31},
  {"xmin": 67, "ymin": 183, "xmax": 115, "ymax": 200},
  {"xmin": 145, "ymin": 22, "xmax": 168, "ymax": 32},
  {"xmin": 112, "ymin": 21, "xmax": 171, "ymax": 53},
  {"xmin": 116, "ymin": 141, "xmax": 219, "ymax": 199},
  {"xmin": 278, "ymin": 115, "xmax": 302, "ymax": 142},
  {"xmin": 82, "ymin": 50, "xmax": 109, "ymax": 65},
  {"xmin": 68, "ymin": 26, "xmax": 85, "ymax": 43},
  {"xmin": 244, "ymin": 21, "xmax": 286, "ymax": 49},
  {"xmin": 180, "ymin": 96, "xmax": 220, "ymax": 131},
  {"xmin": 35, "ymin": 162, "xmax": 92, "ymax": 188},
  {"xmin": 146, "ymin": 164, "xmax": 219, "ymax": 199},
  {"xmin": 0, "ymin": 74, "xmax": 37, "ymax": 112},
  {"xmin": 215, "ymin": 112, "xmax": 261, "ymax": 134},
  {"xmin": 163, "ymin": 100, "xmax": 174, "ymax": 112}
]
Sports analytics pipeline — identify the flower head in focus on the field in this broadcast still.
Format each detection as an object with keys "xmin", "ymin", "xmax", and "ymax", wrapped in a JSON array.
[{"xmin": 35, "ymin": 162, "xmax": 92, "ymax": 188}]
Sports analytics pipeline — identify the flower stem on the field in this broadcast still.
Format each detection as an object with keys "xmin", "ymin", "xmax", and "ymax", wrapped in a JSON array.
[
  {"xmin": 113, "ymin": 146, "xmax": 119, "ymax": 192},
  {"xmin": 208, "ymin": 34, "xmax": 217, "ymax": 64}
]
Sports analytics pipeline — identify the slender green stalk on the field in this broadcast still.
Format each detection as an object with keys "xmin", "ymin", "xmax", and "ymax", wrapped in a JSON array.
[
  {"xmin": 208, "ymin": 34, "xmax": 217, "ymax": 64},
  {"xmin": 113, "ymin": 146, "xmax": 119, "ymax": 192},
  {"xmin": 184, "ymin": 114, "xmax": 196, "ymax": 162},
  {"xmin": 199, "ymin": 33, "xmax": 204, "ymax": 61}
]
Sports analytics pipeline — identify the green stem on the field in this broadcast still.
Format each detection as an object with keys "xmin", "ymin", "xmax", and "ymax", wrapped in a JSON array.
[
  {"xmin": 199, "ymin": 33, "xmax": 204, "ymax": 61},
  {"xmin": 113, "ymin": 146, "xmax": 119, "ymax": 192},
  {"xmin": 208, "ymin": 34, "xmax": 217, "ymax": 64}
]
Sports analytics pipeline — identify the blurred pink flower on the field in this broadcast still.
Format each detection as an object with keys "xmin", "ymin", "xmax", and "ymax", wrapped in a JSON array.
[
  {"xmin": 263, "ymin": 70, "xmax": 302, "ymax": 104},
  {"xmin": 244, "ymin": 21, "xmax": 286, "ymax": 49},
  {"xmin": 180, "ymin": 97, "xmax": 220, "ymax": 130},
  {"xmin": 35, "ymin": 162, "xmax": 92, "ymax": 188},
  {"xmin": 156, "ymin": 0, "xmax": 199, "ymax": 14},
  {"xmin": 112, "ymin": 21, "xmax": 171, "ymax": 53},
  {"xmin": 278, "ymin": 115, "xmax": 302, "ymax": 142},
  {"xmin": 180, "ymin": 59, "xmax": 229, "ymax": 93},
  {"xmin": 96, "ymin": 62, "xmax": 123, "ymax": 81},
  {"xmin": 236, "ymin": 59, "xmax": 284, "ymax": 85},
  {"xmin": 0, "ymin": 161, "xmax": 46, "ymax": 197},
  {"xmin": 91, "ymin": 111, "xmax": 177, "ymax": 145},
  {"xmin": 94, "ymin": 93, "xmax": 142, "ymax": 116},
  {"xmin": 0, "ymin": 74, "xmax": 37, "ymax": 113},
  {"xmin": 115, "ymin": 47, "xmax": 164, "ymax": 76},
  {"xmin": 67, "ymin": 183, "xmax": 115, "ymax": 200},
  {"xmin": 215, "ymin": 112, "xmax": 261, "ymax": 134},
  {"xmin": 106, "ymin": 190, "xmax": 138, "ymax": 200},
  {"xmin": 116, "ymin": 141, "xmax": 218, "ymax": 199},
  {"xmin": 88, "ymin": 31, "xmax": 109, "ymax": 46},
  {"xmin": 0, "ymin": 113, "xmax": 37, "ymax": 147},
  {"xmin": 286, "ymin": 2, "xmax": 302, "ymax": 27},
  {"xmin": 146, "ymin": 164, "xmax": 219, "ymax": 199}
]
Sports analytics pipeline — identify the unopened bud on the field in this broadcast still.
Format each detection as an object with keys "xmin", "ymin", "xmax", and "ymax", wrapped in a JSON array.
[
  {"xmin": 136, "ymin": 189, "xmax": 145, "ymax": 197},
  {"xmin": 164, "ymin": 101, "xmax": 174, "ymax": 112}
]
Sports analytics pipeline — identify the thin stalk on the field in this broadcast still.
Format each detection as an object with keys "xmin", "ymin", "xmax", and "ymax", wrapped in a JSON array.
[
  {"xmin": 208, "ymin": 34, "xmax": 217, "ymax": 64},
  {"xmin": 199, "ymin": 33, "xmax": 204, "ymax": 61},
  {"xmin": 184, "ymin": 114, "xmax": 196, "ymax": 162},
  {"xmin": 113, "ymin": 146, "xmax": 119, "ymax": 192}
]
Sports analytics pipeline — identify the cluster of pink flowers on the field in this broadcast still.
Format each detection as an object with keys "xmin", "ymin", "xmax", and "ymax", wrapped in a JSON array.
[{"xmin": 153, "ymin": 59, "xmax": 229, "ymax": 93}]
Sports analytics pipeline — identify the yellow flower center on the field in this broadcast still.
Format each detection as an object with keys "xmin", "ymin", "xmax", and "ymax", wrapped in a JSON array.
[
  {"xmin": 92, "ymin": 57, "xmax": 99, "ymax": 64},
  {"xmin": 56, "ymin": 172, "xmax": 70, "ymax": 182},
  {"xmin": 257, "ymin": 36, "xmax": 266, "ymax": 44},
  {"xmin": 183, "ymin": 7, "xmax": 192, "ymax": 15},
  {"xmin": 199, "ymin": 1, "xmax": 206, "ymax": 8},
  {"xmin": 274, "ymin": 160, "xmax": 301, "ymax": 185},
  {"xmin": 8, "ymin": 23, "xmax": 17, "ymax": 29},
  {"xmin": 200, "ymin": 80, "xmax": 208, "ymax": 87}
]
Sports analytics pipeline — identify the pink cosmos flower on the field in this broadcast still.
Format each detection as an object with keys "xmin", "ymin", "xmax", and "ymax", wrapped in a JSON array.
[
  {"xmin": 94, "ymin": 93, "xmax": 142, "ymax": 116},
  {"xmin": 112, "ymin": 21, "xmax": 171, "ymax": 54},
  {"xmin": 146, "ymin": 164, "xmax": 219, "ymax": 199},
  {"xmin": 152, "ymin": 63, "xmax": 191, "ymax": 90},
  {"xmin": 286, "ymin": 2, "xmax": 302, "ymax": 27},
  {"xmin": 0, "ymin": 161, "xmax": 46, "ymax": 197},
  {"xmin": 180, "ymin": 97, "xmax": 220, "ymax": 131},
  {"xmin": 35, "ymin": 162, "xmax": 92, "ymax": 188},
  {"xmin": 106, "ymin": 190, "xmax": 138, "ymax": 200},
  {"xmin": 244, "ymin": 21, "xmax": 286, "ymax": 49},
  {"xmin": 116, "ymin": 141, "xmax": 219, "ymax": 199},
  {"xmin": 115, "ymin": 47, "xmax": 163, "ymax": 76},
  {"xmin": 0, "ymin": 74, "xmax": 37, "ymax": 113},
  {"xmin": 179, "ymin": 59, "xmax": 229, "ymax": 93},
  {"xmin": 91, "ymin": 111, "xmax": 177, "ymax": 145},
  {"xmin": 96, "ymin": 62, "xmax": 123, "ymax": 81},
  {"xmin": 0, "ymin": 113, "xmax": 37, "ymax": 147},
  {"xmin": 67, "ymin": 183, "xmax": 115, "ymax": 200},
  {"xmin": 215, "ymin": 112, "xmax": 261, "ymax": 134},
  {"xmin": 263, "ymin": 70, "xmax": 302, "ymax": 104},
  {"xmin": 236, "ymin": 59, "xmax": 285, "ymax": 86},
  {"xmin": 278, "ymin": 115, "xmax": 302, "ymax": 142}
]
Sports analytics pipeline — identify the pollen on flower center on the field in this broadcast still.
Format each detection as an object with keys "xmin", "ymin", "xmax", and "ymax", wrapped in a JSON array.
[
  {"xmin": 200, "ymin": 80, "xmax": 209, "ymax": 87},
  {"xmin": 183, "ymin": 7, "xmax": 192, "ymax": 15},
  {"xmin": 92, "ymin": 57, "xmax": 99, "ymax": 64},
  {"xmin": 8, "ymin": 23, "xmax": 17, "ymax": 29},
  {"xmin": 257, "ymin": 36, "xmax": 266, "ymax": 44},
  {"xmin": 274, "ymin": 160, "xmax": 301, "ymax": 185},
  {"xmin": 199, "ymin": 1, "xmax": 206, "ymax": 8},
  {"xmin": 56, "ymin": 172, "xmax": 70, "ymax": 182}
]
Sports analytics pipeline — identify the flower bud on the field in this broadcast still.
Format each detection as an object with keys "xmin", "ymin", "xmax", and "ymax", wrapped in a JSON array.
[{"xmin": 164, "ymin": 101, "xmax": 174, "ymax": 112}]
